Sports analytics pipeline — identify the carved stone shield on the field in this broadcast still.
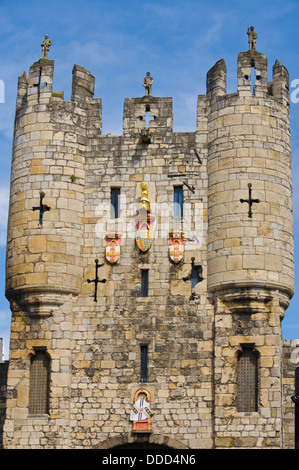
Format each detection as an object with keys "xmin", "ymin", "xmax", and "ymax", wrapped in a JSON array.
[
  {"xmin": 169, "ymin": 231, "xmax": 184, "ymax": 263},
  {"xmin": 135, "ymin": 182, "xmax": 155, "ymax": 252},
  {"xmin": 135, "ymin": 212, "xmax": 155, "ymax": 252},
  {"xmin": 105, "ymin": 233, "xmax": 122, "ymax": 264}
]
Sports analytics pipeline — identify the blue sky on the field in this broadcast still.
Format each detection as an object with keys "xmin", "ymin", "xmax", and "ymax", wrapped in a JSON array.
[{"xmin": 1, "ymin": 0, "xmax": 299, "ymax": 359}]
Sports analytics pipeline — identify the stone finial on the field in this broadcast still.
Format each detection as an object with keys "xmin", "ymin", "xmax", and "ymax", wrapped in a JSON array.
[
  {"xmin": 41, "ymin": 34, "xmax": 52, "ymax": 59},
  {"xmin": 247, "ymin": 26, "xmax": 257, "ymax": 51},
  {"xmin": 142, "ymin": 72, "xmax": 153, "ymax": 96}
]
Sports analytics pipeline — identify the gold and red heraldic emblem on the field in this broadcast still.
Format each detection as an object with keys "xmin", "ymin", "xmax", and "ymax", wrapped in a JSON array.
[
  {"xmin": 169, "ymin": 231, "xmax": 184, "ymax": 263},
  {"xmin": 105, "ymin": 233, "xmax": 122, "ymax": 264}
]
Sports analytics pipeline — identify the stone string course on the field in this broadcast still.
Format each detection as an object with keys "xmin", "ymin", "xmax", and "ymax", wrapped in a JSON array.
[{"xmin": 0, "ymin": 47, "xmax": 297, "ymax": 449}]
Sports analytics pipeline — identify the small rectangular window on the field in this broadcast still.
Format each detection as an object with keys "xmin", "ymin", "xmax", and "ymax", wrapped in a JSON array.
[
  {"xmin": 174, "ymin": 186, "xmax": 183, "ymax": 218},
  {"xmin": 141, "ymin": 345, "xmax": 148, "ymax": 382},
  {"xmin": 141, "ymin": 270, "xmax": 149, "ymax": 297},
  {"xmin": 111, "ymin": 188, "xmax": 120, "ymax": 219}
]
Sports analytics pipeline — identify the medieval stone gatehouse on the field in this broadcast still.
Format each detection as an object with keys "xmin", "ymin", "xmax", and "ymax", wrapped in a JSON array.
[{"xmin": 0, "ymin": 30, "xmax": 298, "ymax": 449}]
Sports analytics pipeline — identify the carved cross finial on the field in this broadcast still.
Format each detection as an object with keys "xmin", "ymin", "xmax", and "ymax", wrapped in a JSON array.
[
  {"xmin": 41, "ymin": 34, "xmax": 52, "ymax": 59},
  {"xmin": 142, "ymin": 72, "xmax": 153, "ymax": 96},
  {"xmin": 247, "ymin": 26, "xmax": 257, "ymax": 51}
]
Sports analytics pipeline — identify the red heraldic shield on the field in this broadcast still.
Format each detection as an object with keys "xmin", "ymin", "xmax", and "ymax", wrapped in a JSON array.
[
  {"xmin": 105, "ymin": 233, "xmax": 122, "ymax": 264},
  {"xmin": 169, "ymin": 231, "xmax": 184, "ymax": 263}
]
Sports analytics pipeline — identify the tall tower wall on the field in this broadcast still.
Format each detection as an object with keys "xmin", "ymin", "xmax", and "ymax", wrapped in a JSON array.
[
  {"xmin": 4, "ymin": 59, "xmax": 101, "ymax": 446},
  {"xmin": 207, "ymin": 52, "xmax": 293, "ymax": 297},
  {"xmin": 206, "ymin": 50, "xmax": 294, "ymax": 448},
  {"xmin": 6, "ymin": 61, "xmax": 101, "ymax": 310}
]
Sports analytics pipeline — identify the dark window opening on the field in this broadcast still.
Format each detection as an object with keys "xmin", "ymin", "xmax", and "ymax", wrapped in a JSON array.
[
  {"xmin": 190, "ymin": 260, "xmax": 202, "ymax": 289},
  {"xmin": 174, "ymin": 186, "xmax": 183, "ymax": 218},
  {"xmin": 111, "ymin": 188, "xmax": 120, "ymax": 219},
  {"xmin": 141, "ymin": 269, "xmax": 149, "ymax": 297},
  {"xmin": 141, "ymin": 345, "xmax": 148, "ymax": 382}
]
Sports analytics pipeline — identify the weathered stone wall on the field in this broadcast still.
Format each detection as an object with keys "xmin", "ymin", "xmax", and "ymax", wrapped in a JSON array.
[
  {"xmin": 73, "ymin": 117, "xmax": 212, "ymax": 448},
  {"xmin": 282, "ymin": 340, "xmax": 299, "ymax": 449},
  {"xmin": 0, "ymin": 361, "xmax": 8, "ymax": 448},
  {"xmin": 4, "ymin": 60, "xmax": 101, "ymax": 448},
  {"xmin": 207, "ymin": 52, "xmax": 293, "ymax": 293},
  {"xmin": 2, "ymin": 45, "xmax": 296, "ymax": 449},
  {"xmin": 205, "ymin": 50, "xmax": 293, "ymax": 449}
]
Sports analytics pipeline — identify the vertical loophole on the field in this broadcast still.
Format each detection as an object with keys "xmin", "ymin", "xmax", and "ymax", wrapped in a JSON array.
[
  {"xmin": 141, "ymin": 269, "xmax": 149, "ymax": 297},
  {"xmin": 141, "ymin": 345, "xmax": 148, "ymax": 382}
]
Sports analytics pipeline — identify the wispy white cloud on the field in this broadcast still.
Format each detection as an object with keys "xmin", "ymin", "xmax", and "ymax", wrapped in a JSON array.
[
  {"xmin": 0, "ymin": 186, "xmax": 9, "ymax": 246},
  {"xmin": 0, "ymin": 309, "xmax": 10, "ymax": 328},
  {"xmin": 0, "ymin": 309, "xmax": 11, "ymax": 361}
]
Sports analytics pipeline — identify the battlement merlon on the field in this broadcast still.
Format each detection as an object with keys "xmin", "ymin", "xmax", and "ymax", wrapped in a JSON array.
[
  {"xmin": 72, "ymin": 64, "xmax": 95, "ymax": 101},
  {"xmin": 272, "ymin": 59, "xmax": 290, "ymax": 107},
  {"xmin": 27, "ymin": 59, "xmax": 55, "ymax": 104},
  {"xmin": 15, "ymin": 59, "xmax": 102, "ymax": 138},
  {"xmin": 206, "ymin": 58, "xmax": 227, "ymax": 102},
  {"xmin": 205, "ymin": 51, "xmax": 290, "ymax": 107}
]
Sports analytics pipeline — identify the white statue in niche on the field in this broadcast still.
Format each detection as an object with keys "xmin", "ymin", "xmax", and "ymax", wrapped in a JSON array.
[{"xmin": 130, "ymin": 389, "xmax": 153, "ymax": 432}]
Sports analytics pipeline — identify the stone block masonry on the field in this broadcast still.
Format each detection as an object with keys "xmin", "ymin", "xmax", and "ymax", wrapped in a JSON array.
[{"xmin": 1, "ymin": 33, "xmax": 297, "ymax": 449}]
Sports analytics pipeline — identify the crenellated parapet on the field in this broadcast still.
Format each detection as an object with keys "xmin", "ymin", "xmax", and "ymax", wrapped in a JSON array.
[
  {"xmin": 206, "ymin": 48, "xmax": 289, "ymax": 107},
  {"xmin": 204, "ymin": 42, "xmax": 293, "ymax": 303}
]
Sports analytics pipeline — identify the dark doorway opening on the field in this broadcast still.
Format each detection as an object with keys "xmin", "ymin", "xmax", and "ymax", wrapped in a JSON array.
[{"xmin": 112, "ymin": 442, "xmax": 172, "ymax": 449}]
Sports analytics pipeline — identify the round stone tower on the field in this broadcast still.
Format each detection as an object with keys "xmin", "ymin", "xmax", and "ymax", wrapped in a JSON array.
[
  {"xmin": 6, "ymin": 59, "xmax": 100, "ymax": 315},
  {"xmin": 206, "ymin": 43, "xmax": 293, "ymax": 447},
  {"xmin": 207, "ymin": 52, "xmax": 293, "ymax": 299},
  {"xmin": 4, "ymin": 49, "xmax": 101, "ymax": 446}
]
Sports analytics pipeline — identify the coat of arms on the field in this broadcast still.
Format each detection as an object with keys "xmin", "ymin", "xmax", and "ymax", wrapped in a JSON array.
[
  {"xmin": 135, "ymin": 182, "xmax": 155, "ymax": 252},
  {"xmin": 169, "ymin": 231, "xmax": 184, "ymax": 263},
  {"xmin": 130, "ymin": 388, "xmax": 153, "ymax": 432},
  {"xmin": 105, "ymin": 233, "xmax": 122, "ymax": 264}
]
